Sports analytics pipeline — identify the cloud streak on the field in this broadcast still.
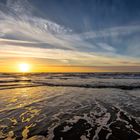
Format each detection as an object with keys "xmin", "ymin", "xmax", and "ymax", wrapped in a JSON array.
[{"xmin": 0, "ymin": 0, "xmax": 140, "ymax": 67}]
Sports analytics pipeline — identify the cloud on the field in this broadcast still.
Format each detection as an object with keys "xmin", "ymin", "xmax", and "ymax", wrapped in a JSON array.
[
  {"xmin": 1, "ymin": 43, "xmax": 140, "ymax": 66},
  {"xmin": 76, "ymin": 25, "xmax": 140, "ymax": 39},
  {"xmin": 97, "ymin": 42, "xmax": 116, "ymax": 52},
  {"xmin": 0, "ymin": 0, "xmax": 73, "ymax": 45},
  {"xmin": 0, "ymin": 0, "xmax": 140, "ymax": 67}
]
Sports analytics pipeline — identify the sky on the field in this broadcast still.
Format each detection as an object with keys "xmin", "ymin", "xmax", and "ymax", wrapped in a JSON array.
[{"xmin": 0, "ymin": 0, "xmax": 140, "ymax": 72}]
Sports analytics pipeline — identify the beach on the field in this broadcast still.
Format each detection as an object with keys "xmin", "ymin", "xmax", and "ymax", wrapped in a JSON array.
[{"xmin": 0, "ymin": 73, "xmax": 140, "ymax": 140}]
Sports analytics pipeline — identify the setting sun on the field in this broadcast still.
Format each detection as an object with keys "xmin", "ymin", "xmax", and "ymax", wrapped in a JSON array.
[{"xmin": 19, "ymin": 63, "xmax": 30, "ymax": 72}]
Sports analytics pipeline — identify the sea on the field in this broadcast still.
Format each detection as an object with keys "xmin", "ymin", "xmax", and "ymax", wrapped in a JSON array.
[{"xmin": 0, "ymin": 73, "xmax": 140, "ymax": 140}]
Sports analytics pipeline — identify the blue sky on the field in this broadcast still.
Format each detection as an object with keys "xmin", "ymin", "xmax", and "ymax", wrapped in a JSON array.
[{"xmin": 0, "ymin": 0, "xmax": 140, "ymax": 70}]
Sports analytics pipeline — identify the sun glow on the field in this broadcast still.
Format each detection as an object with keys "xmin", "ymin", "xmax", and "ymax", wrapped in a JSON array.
[{"xmin": 19, "ymin": 63, "xmax": 30, "ymax": 72}]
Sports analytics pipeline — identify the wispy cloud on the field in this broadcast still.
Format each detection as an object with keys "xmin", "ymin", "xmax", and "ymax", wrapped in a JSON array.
[
  {"xmin": 97, "ymin": 43, "xmax": 116, "ymax": 52},
  {"xmin": 0, "ymin": 0, "xmax": 140, "ymax": 67},
  {"xmin": 78, "ymin": 25, "xmax": 140, "ymax": 39},
  {"xmin": 1, "ymin": 43, "xmax": 140, "ymax": 66}
]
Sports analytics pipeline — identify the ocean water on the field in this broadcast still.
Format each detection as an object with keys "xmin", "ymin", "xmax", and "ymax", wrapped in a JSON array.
[{"xmin": 0, "ymin": 73, "xmax": 140, "ymax": 140}]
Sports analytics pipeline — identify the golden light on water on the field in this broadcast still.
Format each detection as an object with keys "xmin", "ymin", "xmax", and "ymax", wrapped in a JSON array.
[{"xmin": 19, "ymin": 63, "xmax": 30, "ymax": 73}]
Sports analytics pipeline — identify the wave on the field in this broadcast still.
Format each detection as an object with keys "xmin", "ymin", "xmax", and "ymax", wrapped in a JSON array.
[{"xmin": 0, "ymin": 73, "xmax": 140, "ymax": 90}]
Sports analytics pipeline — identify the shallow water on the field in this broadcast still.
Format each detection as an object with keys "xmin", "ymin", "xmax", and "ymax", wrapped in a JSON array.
[{"xmin": 0, "ymin": 73, "xmax": 140, "ymax": 140}]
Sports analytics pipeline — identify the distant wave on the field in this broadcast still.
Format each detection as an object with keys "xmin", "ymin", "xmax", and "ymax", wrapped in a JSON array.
[
  {"xmin": 33, "ymin": 82, "xmax": 140, "ymax": 90},
  {"xmin": 0, "ymin": 72, "xmax": 140, "ymax": 79},
  {"xmin": 0, "ymin": 79, "xmax": 31, "ymax": 83},
  {"xmin": 0, "ymin": 73, "xmax": 140, "ymax": 90}
]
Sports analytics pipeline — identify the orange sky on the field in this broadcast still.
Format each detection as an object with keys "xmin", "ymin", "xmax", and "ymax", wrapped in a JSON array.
[
  {"xmin": 1, "ymin": 64, "xmax": 140, "ymax": 73},
  {"xmin": 0, "ymin": 57, "xmax": 140, "ymax": 72}
]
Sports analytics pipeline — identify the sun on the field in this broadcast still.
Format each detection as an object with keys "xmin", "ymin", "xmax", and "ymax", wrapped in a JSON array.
[{"xmin": 19, "ymin": 63, "xmax": 30, "ymax": 72}]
